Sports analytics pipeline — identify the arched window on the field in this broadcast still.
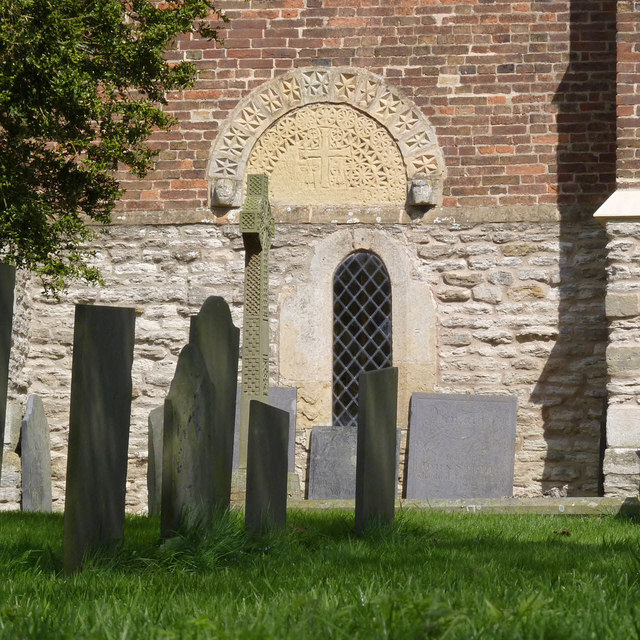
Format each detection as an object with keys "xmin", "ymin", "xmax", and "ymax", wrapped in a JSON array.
[{"xmin": 332, "ymin": 252, "xmax": 392, "ymax": 426}]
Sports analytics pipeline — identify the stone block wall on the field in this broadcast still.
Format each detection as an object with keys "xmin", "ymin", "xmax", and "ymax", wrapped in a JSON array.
[
  {"xmin": 603, "ymin": 222, "xmax": 640, "ymax": 494},
  {"xmin": 6, "ymin": 216, "xmax": 606, "ymax": 512}
]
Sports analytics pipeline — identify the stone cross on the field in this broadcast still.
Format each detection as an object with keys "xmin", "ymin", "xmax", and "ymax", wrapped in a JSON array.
[
  {"xmin": 300, "ymin": 128, "xmax": 349, "ymax": 189},
  {"xmin": 239, "ymin": 174, "xmax": 274, "ymax": 470}
]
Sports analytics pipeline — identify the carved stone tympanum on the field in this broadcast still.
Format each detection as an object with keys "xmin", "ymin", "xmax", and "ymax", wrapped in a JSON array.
[{"xmin": 248, "ymin": 104, "xmax": 405, "ymax": 206}]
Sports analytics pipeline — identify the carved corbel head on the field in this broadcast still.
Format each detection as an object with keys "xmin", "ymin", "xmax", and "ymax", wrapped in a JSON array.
[
  {"xmin": 409, "ymin": 173, "xmax": 440, "ymax": 207},
  {"xmin": 211, "ymin": 178, "xmax": 241, "ymax": 208}
]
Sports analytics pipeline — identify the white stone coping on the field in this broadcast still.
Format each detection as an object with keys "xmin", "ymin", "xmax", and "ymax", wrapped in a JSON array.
[{"xmin": 594, "ymin": 188, "xmax": 640, "ymax": 222}]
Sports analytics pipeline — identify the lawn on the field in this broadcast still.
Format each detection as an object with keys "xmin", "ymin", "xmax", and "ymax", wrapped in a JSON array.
[{"xmin": 0, "ymin": 508, "xmax": 638, "ymax": 639}]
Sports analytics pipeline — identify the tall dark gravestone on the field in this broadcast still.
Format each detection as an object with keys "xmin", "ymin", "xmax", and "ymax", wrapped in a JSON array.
[
  {"xmin": 245, "ymin": 400, "xmax": 289, "ymax": 535},
  {"xmin": 355, "ymin": 367, "xmax": 398, "ymax": 535},
  {"xmin": 0, "ymin": 264, "xmax": 15, "ymax": 479},
  {"xmin": 62, "ymin": 305, "xmax": 135, "ymax": 574},
  {"xmin": 21, "ymin": 395, "xmax": 52, "ymax": 512}
]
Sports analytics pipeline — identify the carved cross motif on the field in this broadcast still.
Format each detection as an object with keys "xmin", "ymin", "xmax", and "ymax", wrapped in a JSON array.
[
  {"xmin": 238, "ymin": 174, "xmax": 274, "ymax": 470},
  {"xmin": 300, "ymin": 128, "xmax": 350, "ymax": 189}
]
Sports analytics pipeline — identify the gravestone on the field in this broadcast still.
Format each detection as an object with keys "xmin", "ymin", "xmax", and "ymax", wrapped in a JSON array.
[
  {"xmin": 233, "ymin": 386, "xmax": 296, "ymax": 472},
  {"xmin": 161, "ymin": 342, "xmax": 232, "ymax": 537},
  {"xmin": 189, "ymin": 295, "xmax": 239, "ymax": 463},
  {"xmin": 0, "ymin": 264, "xmax": 15, "ymax": 478},
  {"xmin": 355, "ymin": 367, "xmax": 398, "ymax": 535},
  {"xmin": 147, "ymin": 406, "xmax": 164, "ymax": 517},
  {"xmin": 245, "ymin": 400, "xmax": 289, "ymax": 535},
  {"xmin": 21, "ymin": 395, "xmax": 52, "ymax": 512},
  {"xmin": 406, "ymin": 393, "xmax": 517, "ymax": 499},
  {"xmin": 239, "ymin": 174, "xmax": 274, "ymax": 470},
  {"xmin": 308, "ymin": 426, "xmax": 402, "ymax": 500},
  {"xmin": 62, "ymin": 305, "xmax": 135, "ymax": 574}
]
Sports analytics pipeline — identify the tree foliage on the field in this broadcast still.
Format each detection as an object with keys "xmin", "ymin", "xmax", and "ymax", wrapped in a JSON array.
[{"xmin": 0, "ymin": 0, "xmax": 225, "ymax": 293}]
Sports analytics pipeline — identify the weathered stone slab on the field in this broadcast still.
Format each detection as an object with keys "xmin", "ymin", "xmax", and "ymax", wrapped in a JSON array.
[
  {"xmin": 63, "ymin": 305, "xmax": 135, "ymax": 574},
  {"xmin": 308, "ymin": 426, "xmax": 402, "ymax": 500},
  {"xmin": 355, "ymin": 367, "xmax": 398, "ymax": 534},
  {"xmin": 21, "ymin": 395, "xmax": 52, "ymax": 512},
  {"xmin": 245, "ymin": 400, "xmax": 289, "ymax": 535},
  {"xmin": 189, "ymin": 295, "xmax": 239, "ymax": 461},
  {"xmin": 161, "ymin": 342, "xmax": 233, "ymax": 537},
  {"xmin": 406, "ymin": 393, "xmax": 517, "ymax": 500},
  {"xmin": 147, "ymin": 406, "xmax": 163, "ymax": 517},
  {"xmin": 0, "ymin": 264, "xmax": 15, "ymax": 478},
  {"xmin": 233, "ymin": 386, "xmax": 296, "ymax": 472}
]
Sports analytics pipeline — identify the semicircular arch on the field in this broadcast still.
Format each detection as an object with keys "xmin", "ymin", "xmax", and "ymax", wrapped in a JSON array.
[{"xmin": 208, "ymin": 67, "xmax": 445, "ymax": 211}]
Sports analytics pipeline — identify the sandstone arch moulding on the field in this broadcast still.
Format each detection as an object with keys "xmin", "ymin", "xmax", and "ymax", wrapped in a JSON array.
[{"xmin": 208, "ymin": 67, "xmax": 445, "ymax": 217}]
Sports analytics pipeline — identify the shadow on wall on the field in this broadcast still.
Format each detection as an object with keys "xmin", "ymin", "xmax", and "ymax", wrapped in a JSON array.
[{"xmin": 532, "ymin": 0, "xmax": 616, "ymax": 496}]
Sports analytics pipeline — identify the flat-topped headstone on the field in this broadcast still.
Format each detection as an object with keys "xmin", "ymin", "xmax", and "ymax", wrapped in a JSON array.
[
  {"xmin": 147, "ymin": 406, "xmax": 164, "ymax": 518},
  {"xmin": 406, "ymin": 393, "xmax": 517, "ymax": 499},
  {"xmin": 308, "ymin": 426, "xmax": 402, "ymax": 500},
  {"xmin": 233, "ymin": 386, "xmax": 296, "ymax": 472},
  {"xmin": 63, "ymin": 304, "xmax": 135, "ymax": 574},
  {"xmin": 161, "ymin": 342, "xmax": 232, "ymax": 537},
  {"xmin": 355, "ymin": 367, "xmax": 398, "ymax": 535},
  {"xmin": 0, "ymin": 264, "xmax": 15, "ymax": 478},
  {"xmin": 21, "ymin": 395, "xmax": 52, "ymax": 512},
  {"xmin": 245, "ymin": 400, "xmax": 289, "ymax": 535}
]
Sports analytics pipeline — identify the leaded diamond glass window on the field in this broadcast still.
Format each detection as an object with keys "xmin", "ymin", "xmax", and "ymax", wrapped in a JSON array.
[{"xmin": 333, "ymin": 252, "xmax": 392, "ymax": 427}]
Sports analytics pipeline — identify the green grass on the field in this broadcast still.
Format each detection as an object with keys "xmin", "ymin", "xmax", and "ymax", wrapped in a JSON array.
[{"xmin": 0, "ymin": 509, "xmax": 639, "ymax": 639}]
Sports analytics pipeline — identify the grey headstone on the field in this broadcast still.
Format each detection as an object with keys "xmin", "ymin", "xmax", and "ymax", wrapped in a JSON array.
[
  {"xmin": 245, "ymin": 400, "xmax": 289, "ymax": 535},
  {"xmin": 62, "ymin": 305, "xmax": 136, "ymax": 574},
  {"xmin": 21, "ymin": 395, "xmax": 52, "ymax": 512},
  {"xmin": 233, "ymin": 386, "xmax": 296, "ymax": 472},
  {"xmin": 147, "ymin": 406, "xmax": 164, "ymax": 518},
  {"xmin": 355, "ymin": 367, "xmax": 398, "ymax": 535},
  {"xmin": 0, "ymin": 264, "xmax": 15, "ymax": 479},
  {"xmin": 406, "ymin": 393, "xmax": 517, "ymax": 499},
  {"xmin": 308, "ymin": 426, "xmax": 402, "ymax": 500},
  {"xmin": 161, "ymin": 342, "xmax": 234, "ymax": 537}
]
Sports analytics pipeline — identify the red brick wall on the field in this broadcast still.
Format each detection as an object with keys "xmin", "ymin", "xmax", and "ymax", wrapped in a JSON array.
[
  {"xmin": 617, "ymin": 1, "xmax": 640, "ymax": 187},
  {"xmin": 116, "ymin": 0, "xmax": 616, "ymax": 214}
]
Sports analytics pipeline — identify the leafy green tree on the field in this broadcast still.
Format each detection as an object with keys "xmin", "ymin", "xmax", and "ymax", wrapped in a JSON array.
[{"xmin": 0, "ymin": 0, "xmax": 225, "ymax": 293}]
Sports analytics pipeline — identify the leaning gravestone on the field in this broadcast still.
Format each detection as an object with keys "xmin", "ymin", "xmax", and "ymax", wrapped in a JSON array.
[
  {"xmin": 406, "ymin": 393, "xmax": 517, "ymax": 499},
  {"xmin": 308, "ymin": 426, "xmax": 402, "ymax": 500},
  {"xmin": 147, "ymin": 406, "xmax": 164, "ymax": 518},
  {"xmin": 63, "ymin": 305, "xmax": 135, "ymax": 574},
  {"xmin": 245, "ymin": 400, "xmax": 289, "ymax": 535},
  {"xmin": 161, "ymin": 343, "xmax": 232, "ymax": 537},
  {"xmin": 233, "ymin": 386, "xmax": 296, "ymax": 472},
  {"xmin": 21, "ymin": 395, "xmax": 52, "ymax": 512},
  {"xmin": 0, "ymin": 264, "xmax": 15, "ymax": 479},
  {"xmin": 355, "ymin": 367, "xmax": 398, "ymax": 535}
]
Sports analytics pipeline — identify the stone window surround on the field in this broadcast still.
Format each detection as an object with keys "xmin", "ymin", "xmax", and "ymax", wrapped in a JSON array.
[
  {"xmin": 278, "ymin": 227, "xmax": 437, "ymax": 432},
  {"xmin": 208, "ymin": 66, "xmax": 446, "ymax": 223}
]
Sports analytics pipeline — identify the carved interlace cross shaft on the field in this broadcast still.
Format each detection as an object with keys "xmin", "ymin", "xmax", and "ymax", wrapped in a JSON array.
[{"xmin": 239, "ymin": 174, "xmax": 274, "ymax": 469}]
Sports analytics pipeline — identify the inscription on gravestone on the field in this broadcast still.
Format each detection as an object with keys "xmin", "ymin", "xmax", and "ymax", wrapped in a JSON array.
[
  {"xmin": 21, "ymin": 395, "xmax": 52, "ymax": 512},
  {"xmin": 308, "ymin": 426, "xmax": 402, "ymax": 500},
  {"xmin": 355, "ymin": 367, "xmax": 398, "ymax": 535},
  {"xmin": 0, "ymin": 263, "xmax": 15, "ymax": 479},
  {"xmin": 406, "ymin": 393, "xmax": 517, "ymax": 499},
  {"xmin": 63, "ymin": 305, "xmax": 135, "ymax": 574},
  {"xmin": 245, "ymin": 400, "xmax": 289, "ymax": 535}
]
